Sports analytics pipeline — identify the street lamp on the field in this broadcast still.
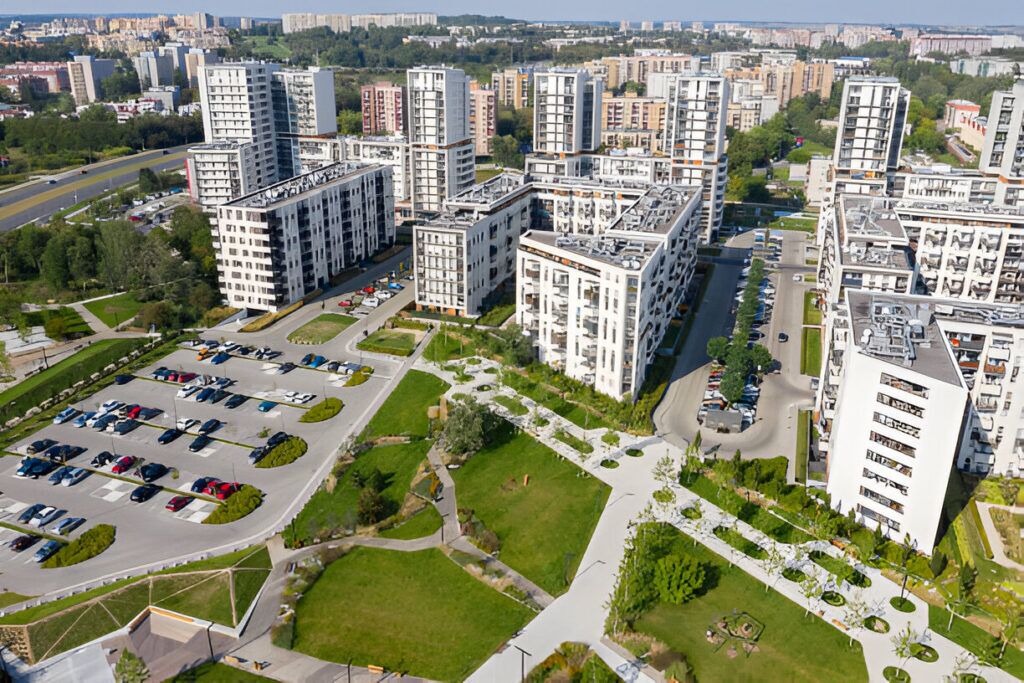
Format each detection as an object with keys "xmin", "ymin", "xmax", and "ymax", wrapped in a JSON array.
[{"xmin": 512, "ymin": 645, "xmax": 531, "ymax": 682}]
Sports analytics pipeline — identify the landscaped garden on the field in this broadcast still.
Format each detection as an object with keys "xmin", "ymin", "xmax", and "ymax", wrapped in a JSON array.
[
  {"xmin": 286, "ymin": 313, "xmax": 356, "ymax": 344},
  {"xmin": 291, "ymin": 547, "xmax": 533, "ymax": 680},
  {"xmin": 808, "ymin": 550, "xmax": 871, "ymax": 588},
  {"xmin": 803, "ymin": 290, "xmax": 822, "ymax": 326},
  {"xmin": 379, "ymin": 505, "xmax": 443, "ymax": 540},
  {"xmin": 361, "ymin": 370, "xmax": 449, "ymax": 440},
  {"xmin": 356, "ymin": 328, "xmax": 418, "ymax": 356},
  {"xmin": 801, "ymin": 327, "xmax": 822, "ymax": 375},
  {"xmin": 83, "ymin": 292, "xmax": 143, "ymax": 328},
  {"xmin": 451, "ymin": 424, "xmax": 609, "ymax": 595},
  {"xmin": 24, "ymin": 307, "xmax": 93, "ymax": 339}
]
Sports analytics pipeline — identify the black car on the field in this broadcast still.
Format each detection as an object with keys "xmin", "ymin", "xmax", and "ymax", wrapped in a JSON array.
[
  {"xmin": 113, "ymin": 419, "xmax": 140, "ymax": 435},
  {"xmin": 17, "ymin": 504, "xmax": 44, "ymax": 524},
  {"xmin": 27, "ymin": 439, "xmax": 58, "ymax": 455},
  {"xmin": 9, "ymin": 535, "xmax": 40, "ymax": 552},
  {"xmin": 778, "ymin": 332, "xmax": 789, "ymax": 343},
  {"xmin": 45, "ymin": 444, "xmax": 83, "ymax": 463},
  {"xmin": 139, "ymin": 407, "xmax": 163, "ymax": 420},
  {"xmin": 113, "ymin": 374, "xmax": 134, "ymax": 385},
  {"xmin": 210, "ymin": 389, "xmax": 229, "ymax": 404},
  {"xmin": 26, "ymin": 460, "xmax": 59, "ymax": 479},
  {"xmin": 158, "ymin": 428, "xmax": 183, "ymax": 445},
  {"xmin": 267, "ymin": 431, "xmax": 289, "ymax": 448},
  {"xmin": 130, "ymin": 483, "xmax": 161, "ymax": 502},
  {"xmin": 198, "ymin": 419, "xmax": 220, "ymax": 435},
  {"xmin": 279, "ymin": 362, "xmax": 296, "ymax": 374},
  {"xmin": 189, "ymin": 434, "xmax": 212, "ymax": 452},
  {"xmin": 236, "ymin": 346, "xmax": 253, "ymax": 356},
  {"xmin": 91, "ymin": 451, "xmax": 115, "ymax": 467},
  {"xmin": 194, "ymin": 388, "xmax": 215, "ymax": 403},
  {"xmin": 191, "ymin": 476, "xmax": 220, "ymax": 493},
  {"xmin": 140, "ymin": 463, "xmax": 168, "ymax": 483},
  {"xmin": 224, "ymin": 394, "xmax": 247, "ymax": 409},
  {"xmin": 248, "ymin": 445, "xmax": 268, "ymax": 465},
  {"xmin": 325, "ymin": 361, "xmax": 341, "ymax": 372}
]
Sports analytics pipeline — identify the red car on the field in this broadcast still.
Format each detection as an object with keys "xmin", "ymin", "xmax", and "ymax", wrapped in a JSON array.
[
  {"xmin": 337, "ymin": 300, "xmax": 353, "ymax": 307},
  {"xmin": 111, "ymin": 455, "xmax": 136, "ymax": 474},
  {"xmin": 179, "ymin": 372, "xmax": 197, "ymax": 383},
  {"xmin": 126, "ymin": 405, "xmax": 142, "ymax": 419},
  {"xmin": 361, "ymin": 286, "xmax": 375, "ymax": 294},
  {"xmin": 165, "ymin": 495, "xmax": 193, "ymax": 512},
  {"xmin": 166, "ymin": 371, "xmax": 178, "ymax": 382},
  {"xmin": 205, "ymin": 482, "xmax": 241, "ymax": 500}
]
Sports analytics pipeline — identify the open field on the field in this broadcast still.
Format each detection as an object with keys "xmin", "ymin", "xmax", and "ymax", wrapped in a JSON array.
[{"xmin": 84, "ymin": 293, "xmax": 144, "ymax": 328}]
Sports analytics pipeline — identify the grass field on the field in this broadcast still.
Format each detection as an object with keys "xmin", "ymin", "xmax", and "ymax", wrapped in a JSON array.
[
  {"xmin": 379, "ymin": 505, "xmax": 443, "ymax": 540},
  {"xmin": 241, "ymin": 35, "xmax": 293, "ymax": 60},
  {"xmin": 803, "ymin": 291, "xmax": 822, "ymax": 326},
  {"xmin": 357, "ymin": 328, "xmax": 417, "ymax": 356},
  {"xmin": 362, "ymin": 369, "xmax": 449, "ymax": 440},
  {"xmin": 423, "ymin": 328, "xmax": 475, "ymax": 362},
  {"xmin": 293, "ymin": 547, "xmax": 533, "ymax": 680},
  {"xmin": 637, "ymin": 529, "xmax": 868, "ymax": 683},
  {"xmin": 796, "ymin": 410, "xmax": 811, "ymax": 484},
  {"xmin": 493, "ymin": 394, "xmax": 528, "ymax": 416},
  {"xmin": 24, "ymin": 307, "xmax": 93, "ymax": 338},
  {"xmin": 84, "ymin": 293, "xmax": 144, "ymax": 328},
  {"xmin": 287, "ymin": 314, "xmax": 356, "ymax": 344},
  {"xmin": 501, "ymin": 371, "xmax": 615, "ymax": 431},
  {"xmin": 767, "ymin": 215, "xmax": 817, "ymax": 233},
  {"xmin": 475, "ymin": 168, "xmax": 503, "ymax": 183},
  {"xmin": 284, "ymin": 441, "xmax": 431, "ymax": 546},
  {"xmin": 452, "ymin": 424, "xmax": 610, "ymax": 595},
  {"xmin": 167, "ymin": 662, "xmax": 274, "ymax": 682},
  {"xmin": 801, "ymin": 328, "xmax": 822, "ymax": 376},
  {"xmin": 928, "ymin": 604, "xmax": 1024, "ymax": 679}
]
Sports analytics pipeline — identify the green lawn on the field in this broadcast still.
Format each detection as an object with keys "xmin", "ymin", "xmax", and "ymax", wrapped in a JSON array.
[
  {"xmin": 357, "ymin": 328, "xmax": 418, "ymax": 356},
  {"xmin": 287, "ymin": 313, "xmax": 356, "ymax": 344},
  {"xmin": 379, "ymin": 505, "xmax": 443, "ymax": 540},
  {"xmin": 25, "ymin": 307, "xmax": 93, "ymax": 338},
  {"xmin": 452, "ymin": 424, "xmax": 610, "ymax": 595},
  {"xmin": 241, "ymin": 35, "xmax": 293, "ymax": 60},
  {"xmin": 475, "ymin": 168, "xmax": 502, "ymax": 183},
  {"xmin": 493, "ymin": 394, "xmax": 528, "ymax": 416},
  {"xmin": 637, "ymin": 529, "xmax": 868, "ymax": 683},
  {"xmin": 0, "ymin": 592, "xmax": 32, "ymax": 609},
  {"xmin": 803, "ymin": 291, "xmax": 822, "ymax": 326},
  {"xmin": 501, "ymin": 371, "xmax": 615, "ymax": 431},
  {"xmin": 768, "ymin": 216, "xmax": 817, "ymax": 233},
  {"xmin": 422, "ymin": 327, "xmax": 477, "ymax": 362},
  {"xmin": 477, "ymin": 303, "xmax": 516, "ymax": 327},
  {"xmin": 362, "ymin": 369, "xmax": 450, "ymax": 440},
  {"xmin": 83, "ymin": 292, "xmax": 143, "ymax": 328},
  {"xmin": 293, "ymin": 547, "xmax": 533, "ymax": 680},
  {"xmin": 284, "ymin": 441, "xmax": 431, "ymax": 546},
  {"xmin": 167, "ymin": 662, "xmax": 274, "ymax": 682},
  {"xmin": 801, "ymin": 328, "xmax": 822, "ymax": 376},
  {"xmin": 683, "ymin": 473, "xmax": 812, "ymax": 544},
  {"xmin": 928, "ymin": 605, "xmax": 1024, "ymax": 679}
]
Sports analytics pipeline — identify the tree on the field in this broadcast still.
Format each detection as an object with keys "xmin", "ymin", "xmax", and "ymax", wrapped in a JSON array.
[
  {"xmin": 842, "ymin": 591, "xmax": 870, "ymax": 646},
  {"xmin": 760, "ymin": 541, "xmax": 787, "ymax": 593},
  {"xmin": 946, "ymin": 564, "xmax": 977, "ymax": 629},
  {"xmin": 800, "ymin": 575, "xmax": 822, "ymax": 616},
  {"xmin": 653, "ymin": 454, "xmax": 677, "ymax": 487},
  {"xmin": 706, "ymin": 336, "xmax": 730, "ymax": 362},
  {"xmin": 748, "ymin": 344, "xmax": 773, "ymax": 373},
  {"xmin": 138, "ymin": 167, "xmax": 161, "ymax": 193},
  {"xmin": 442, "ymin": 397, "xmax": 491, "ymax": 456},
  {"xmin": 896, "ymin": 533, "xmax": 917, "ymax": 602},
  {"xmin": 337, "ymin": 109, "xmax": 362, "ymax": 135},
  {"xmin": 137, "ymin": 301, "xmax": 176, "ymax": 330},
  {"xmin": 891, "ymin": 624, "xmax": 920, "ymax": 667},
  {"xmin": 490, "ymin": 134, "xmax": 523, "ymax": 168},
  {"xmin": 114, "ymin": 650, "xmax": 148, "ymax": 683},
  {"xmin": 0, "ymin": 340, "xmax": 13, "ymax": 378},
  {"xmin": 44, "ymin": 314, "xmax": 69, "ymax": 340},
  {"xmin": 357, "ymin": 487, "xmax": 387, "ymax": 525},
  {"xmin": 654, "ymin": 553, "xmax": 706, "ymax": 605},
  {"xmin": 719, "ymin": 369, "xmax": 747, "ymax": 405},
  {"xmin": 929, "ymin": 549, "xmax": 947, "ymax": 578}
]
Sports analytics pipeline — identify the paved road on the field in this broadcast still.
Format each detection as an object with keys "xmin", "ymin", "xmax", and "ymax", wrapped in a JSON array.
[{"xmin": 0, "ymin": 145, "xmax": 191, "ymax": 232}]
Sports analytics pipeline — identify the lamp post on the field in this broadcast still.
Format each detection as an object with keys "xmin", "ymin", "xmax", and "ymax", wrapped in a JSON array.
[{"xmin": 512, "ymin": 645, "xmax": 531, "ymax": 682}]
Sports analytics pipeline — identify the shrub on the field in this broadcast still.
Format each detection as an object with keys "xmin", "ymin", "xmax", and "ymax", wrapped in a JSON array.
[
  {"xmin": 889, "ymin": 596, "xmax": 916, "ymax": 613},
  {"xmin": 654, "ymin": 553, "xmax": 706, "ymax": 605},
  {"xmin": 601, "ymin": 432, "xmax": 621, "ymax": 447},
  {"xmin": 203, "ymin": 486, "xmax": 264, "ymax": 524},
  {"xmin": 271, "ymin": 613, "xmax": 295, "ymax": 649},
  {"xmin": 240, "ymin": 299, "xmax": 304, "ymax": 333},
  {"xmin": 626, "ymin": 448, "xmax": 643, "ymax": 457},
  {"xmin": 256, "ymin": 437, "xmax": 308, "ymax": 468},
  {"xmin": 299, "ymin": 398, "xmax": 343, "ymax": 423},
  {"xmin": 43, "ymin": 524, "xmax": 116, "ymax": 568},
  {"xmin": 345, "ymin": 366, "xmax": 374, "ymax": 386},
  {"xmin": 600, "ymin": 459, "xmax": 620, "ymax": 469}
]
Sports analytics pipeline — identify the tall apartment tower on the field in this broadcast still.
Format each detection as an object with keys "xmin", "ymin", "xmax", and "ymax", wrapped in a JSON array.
[
  {"xmin": 132, "ymin": 51, "xmax": 175, "ymax": 88},
  {"xmin": 469, "ymin": 82, "xmax": 497, "ymax": 157},
  {"xmin": 271, "ymin": 67, "xmax": 338, "ymax": 177},
  {"xmin": 533, "ymin": 68, "xmax": 603, "ymax": 156},
  {"xmin": 361, "ymin": 81, "xmax": 406, "ymax": 135},
  {"xmin": 491, "ymin": 66, "xmax": 533, "ymax": 109},
  {"xmin": 407, "ymin": 65, "xmax": 475, "ymax": 214},
  {"xmin": 979, "ymin": 76, "xmax": 1024, "ymax": 207},
  {"xmin": 832, "ymin": 76, "xmax": 909, "ymax": 197},
  {"xmin": 663, "ymin": 73, "xmax": 729, "ymax": 241},
  {"xmin": 67, "ymin": 55, "xmax": 116, "ymax": 105}
]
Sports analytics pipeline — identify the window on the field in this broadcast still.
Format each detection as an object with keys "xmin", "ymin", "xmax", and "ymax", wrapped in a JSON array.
[
  {"xmin": 858, "ymin": 504, "xmax": 900, "ymax": 532},
  {"xmin": 880, "ymin": 373, "xmax": 929, "ymax": 398},
  {"xmin": 859, "ymin": 486, "xmax": 904, "ymax": 514},
  {"xmin": 876, "ymin": 392, "xmax": 923, "ymax": 418},
  {"xmin": 869, "ymin": 431, "xmax": 916, "ymax": 457},
  {"xmin": 862, "ymin": 468, "xmax": 909, "ymax": 495},
  {"xmin": 872, "ymin": 412, "xmax": 920, "ymax": 439},
  {"xmin": 866, "ymin": 450, "xmax": 912, "ymax": 477}
]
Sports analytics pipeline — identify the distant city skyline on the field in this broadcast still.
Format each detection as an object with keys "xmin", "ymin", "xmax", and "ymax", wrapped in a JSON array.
[{"xmin": 2, "ymin": 1, "xmax": 1023, "ymax": 27}]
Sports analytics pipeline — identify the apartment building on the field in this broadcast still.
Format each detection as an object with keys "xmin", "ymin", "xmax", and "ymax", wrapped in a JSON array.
[
  {"xmin": 67, "ymin": 55, "xmax": 116, "ymax": 105},
  {"xmin": 893, "ymin": 168, "xmax": 996, "ymax": 204},
  {"xmin": 832, "ymin": 77, "xmax": 910, "ymax": 197},
  {"xmin": 215, "ymin": 163, "xmax": 395, "ymax": 312},
  {"xmin": 414, "ymin": 174, "xmax": 533, "ymax": 317},
  {"xmin": 663, "ymin": 73, "xmax": 729, "ymax": 241},
  {"xmin": 600, "ymin": 92, "xmax": 665, "ymax": 153},
  {"xmin": 979, "ymin": 77, "xmax": 1024, "ymax": 206},
  {"xmin": 185, "ymin": 141, "xmax": 260, "ymax": 208},
  {"xmin": 533, "ymin": 68, "xmax": 603, "ymax": 156},
  {"xmin": 724, "ymin": 60, "xmax": 834, "ymax": 107},
  {"xmin": 824, "ymin": 290, "xmax": 970, "ymax": 550},
  {"xmin": 271, "ymin": 67, "xmax": 337, "ymax": 178},
  {"xmin": 282, "ymin": 12, "xmax": 436, "ymax": 33},
  {"xmin": 360, "ymin": 81, "xmax": 406, "ymax": 136},
  {"xmin": 407, "ymin": 66, "xmax": 475, "ymax": 214},
  {"xmin": 491, "ymin": 66, "xmax": 533, "ymax": 109},
  {"xmin": 517, "ymin": 184, "xmax": 702, "ymax": 399},
  {"xmin": 595, "ymin": 53, "xmax": 701, "ymax": 90},
  {"xmin": 183, "ymin": 49, "xmax": 219, "ymax": 88},
  {"xmin": 469, "ymin": 83, "xmax": 497, "ymax": 157},
  {"xmin": 525, "ymin": 150, "xmax": 672, "ymax": 185},
  {"xmin": 133, "ymin": 51, "xmax": 174, "ymax": 88}
]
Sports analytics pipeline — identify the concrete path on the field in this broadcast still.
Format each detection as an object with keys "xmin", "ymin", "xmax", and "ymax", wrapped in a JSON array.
[{"xmin": 976, "ymin": 502, "xmax": 1024, "ymax": 572}]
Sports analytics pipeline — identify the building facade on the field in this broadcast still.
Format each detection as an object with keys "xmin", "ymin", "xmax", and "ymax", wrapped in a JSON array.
[
  {"xmin": 360, "ymin": 81, "xmax": 406, "ymax": 136},
  {"xmin": 832, "ymin": 77, "xmax": 910, "ymax": 197},
  {"xmin": 469, "ymin": 83, "xmax": 497, "ymax": 157},
  {"xmin": 533, "ymin": 68, "xmax": 603, "ymax": 156},
  {"xmin": 979, "ymin": 77, "xmax": 1024, "ymax": 207}
]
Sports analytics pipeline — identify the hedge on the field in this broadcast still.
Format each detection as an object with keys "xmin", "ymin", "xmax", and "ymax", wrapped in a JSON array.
[
  {"xmin": 239, "ymin": 289, "xmax": 321, "ymax": 333},
  {"xmin": 391, "ymin": 317, "xmax": 430, "ymax": 331},
  {"xmin": 299, "ymin": 398, "xmax": 343, "ymax": 423},
  {"xmin": 43, "ymin": 525, "xmax": 116, "ymax": 568},
  {"xmin": 344, "ymin": 367, "xmax": 374, "ymax": 386},
  {"xmin": 203, "ymin": 486, "xmax": 264, "ymax": 524},
  {"xmin": 256, "ymin": 437, "xmax": 308, "ymax": 468}
]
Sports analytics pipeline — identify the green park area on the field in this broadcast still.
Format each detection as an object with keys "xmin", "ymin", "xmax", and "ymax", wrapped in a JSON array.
[
  {"xmin": 357, "ymin": 328, "xmax": 418, "ymax": 356},
  {"xmin": 801, "ymin": 328, "xmax": 822, "ymax": 376},
  {"xmin": 292, "ymin": 547, "xmax": 533, "ymax": 680},
  {"xmin": 361, "ymin": 369, "xmax": 449, "ymax": 440},
  {"xmin": 84, "ymin": 292, "xmax": 144, "ymax": 328},
  {"xmin": 803, "ymin": 291, "xmax": 822, "ymax": 326},
  {"xmin": 287, "ymin": 313, "xmax": 356, "ymax": 344},
  {"xmin": 24, "ymin": 307, "xmax": 93, "ymax": 339},
  {"xmin": 452, "ymin": 424, "xmax": 610, "ymax": 595},
  {"xmin": 167, "ymin": 662, "xmax": 273, "ymax": 682}
]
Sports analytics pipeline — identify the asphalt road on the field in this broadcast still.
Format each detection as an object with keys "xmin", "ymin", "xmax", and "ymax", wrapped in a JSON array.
[{"xmin": 0, "ymin": 144, "xmax": 192, "ymax": 233}]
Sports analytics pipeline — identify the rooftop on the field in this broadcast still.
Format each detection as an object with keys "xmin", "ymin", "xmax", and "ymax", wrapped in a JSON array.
[
  {"xmin": 226, "ymin": 162, "xmax": 375, "ymax": 209},
  {"xmin": 447, "ymin": 172, "xmax": 529, "ymax": 209},
  {"xmin": 895, "ymin": 198, "xmax": 1024, "ymax": 220},
  {"xmin": 606, "ymin": 184, "xmax": 699, "ymax": 237},
  {"xmin": 523, "ymin": 230, "xmax": 660, "ymax": 270},
  {"xmin": 835, "ymin": 196, "xmax": 913, "ymax": 271}
]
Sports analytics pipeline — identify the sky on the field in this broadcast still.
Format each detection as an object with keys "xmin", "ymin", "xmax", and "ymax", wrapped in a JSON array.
[{"xmin": 2, "ymin": 0, "xmax": 1023, "ymax": 26}]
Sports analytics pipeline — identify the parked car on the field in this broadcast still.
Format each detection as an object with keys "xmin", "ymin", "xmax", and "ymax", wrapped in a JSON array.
[
  {"xmin": 778, "ymin": 332, "xmax": 789, "ymax": 342},
  {"xmin": 16, "ymin": 458, "xmax": 42, "ymax": 478},
  {"xmin": 211, "ymin": 352, "xmax": 230, "ymax": 365},
  {"xmin": 33, "ymin": 540, "xmax": 63, "ymax": 563},
  {"xmin": 72, "ymin": 411, "xmax": 96, "ymax": 428},
  {"xmin": 178, "ymin": 372, "xmax": 198, "ymax": 383},
  {"xmin": 191, "ymin": 477, "xmax": 220, "ymax": 494},
  {"xmin": 140, "ymin": 463, "xmax": 168, "ymax": 483},
  {"xmin": 189, "ymin": 434, "xmax": 212, "ymax": 452},
  {"xmin": 337, "ymin": 300, "xmax": 353, "ymax": 308},
  {"xmin": 206, "ymin": 482, "xmax": 241, "ymax": 500},
  {"xmin": 27, "ymin": 439, "xmax": 57, "ymax": 455},
  {"xmin": 325, "ymin": 360, "xmax": 341, "ymax": 372},
  {"xmin": 361, "ymin": 286, "xmax": 375, "ymax": 294},
  {"xmin": 28, "ymin": 506, "xmax": 62, "ymax": 527},
  {"xmin": 224, "ymin": 394, "xmax": 247, "ymax": 409},
  {"xmin": 48, "ymin": 465, "xmax": 73, "ymax": 485},
  {"xmin": 54, "ymin": 517, "xmax": 85, "ymax": 535},
  {"xmin": 139, "ymin": 407, "xmax": 162, "ymax": 420},
  {"xmin": 158, "ymin": 428, "xmax": 182, "ymax": 445},
  {"xmin": 52, "ymin": 407, "xmax": 78, "ymax": 425},
  {"xmin": 113, "ymin": 419, "xmax": 139, "ymax": 435},
  {"xmin": 177, "ymin": 385, "xmax": 200, "ymax": 399},
  {"xmin": 117, "ymin": 404, "xmax": 138, "ymax": 418},
  {"xmin": 125, "ymin": 405, "xmax": 143, "ymax": 419},
  {"xmin": 275, "ymin": 363, "xmax": 296, "ymax": 375},
  {"xmin": 375, "ymin": 290, "xmax": 393, "ymax": 301},
  {"xmin": 90, "ymin": 451, "xmax": 115, "ymax": 468},
  {"xmin": 130, "ymin": 484, "xmax": 160, "ymax": 503},
  {"xmin": 310, "ymin": 355, "xmax": 327, "ymax": 368},
  {"xmin": 111, "ymin": 455, "xmax": 136, "ymax": 474},
  {"xmin": 195, "ymin": 387, "xmax": 215, "ymax": 403},
  {"xmin": 236, "ymin": 346, "xmax": 253, "ymax": 356},
  {"xmin": 388, "ymin": 282, "xmax": 404, "ymax": 290},
  {"xmin": 214, "ymin": 377, "xmax": 233, "ymax": 388},
  {"xmin": 9, "ymin": 535, "xmax": 39, "ymax": 552},
  {"xmin": 61, "ymin": 467, "xmax": 89, "ymax": 487},
  {"xmin": 152, "ymin": 366, "xmax": 170, "ymax": 379},
  {"xmin": 301, "ymin": 353, "xmax": 315, "ymax": 366},
  {"xmin": 198, "ymin": 419, "xmax": 220, "ymax": 435},
  {"xmin": 362, "ymin": 297, "xmax": 380, "ymax": 308},
  {"xmin": 99, "ymin": 399, "xmax": 123, "ymax": 414},
  {"xmin": 257, "ymin": 401, "xmax": 277, "ymax": 413},
  {"xmin": 166, "ymin": 496, "xmax": 193, "ymax": 512},
  {"xmin": 176, "ymin": 417, "xmax": 199, "ymax": 431},
  {"xmin": 248, "ymin": 446, "xmax": 268, "ymax": 465},
  {"xmin": 113, "ymin": 374, "xmax": 134, "ymax": 385}
]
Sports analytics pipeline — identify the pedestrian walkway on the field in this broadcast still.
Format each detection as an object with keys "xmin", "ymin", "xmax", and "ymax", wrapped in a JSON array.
[{"xmin": 976, "ymin": 502, "xmax": 1024, "ymax": 572}]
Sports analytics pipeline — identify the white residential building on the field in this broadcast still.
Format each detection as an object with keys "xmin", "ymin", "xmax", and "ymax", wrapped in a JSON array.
[
  {"xmin": 215, "ymin": 163, "xmax": 395, "ymax": 312},
  {"xmin": 186, "ymin": 141, "xmax": 260, "ymax": 208},
  {"xmin": 663, "ymin": 73, "xmax": 729, "ymax": 241},
  {"xmin": 533, "ymin": 68, "xmax": 603, "ymax": 156},
  {"xmin": 525, "ymin": 150, "xmax": 672, "ymax": 185},
  {"xmin": 979, "ymin": 77, "xmax": 1024, "ymax": 207},
  {"xmin": 271, "ymin": 67, "xmax": 337, "ymax": 177},
  {"xmin": 893, "ymin": 168, "xmax": 996, "ymax": 205},
  {"xmin": 517, "ymin": 184, "xmax": 703, "ymax": 399},
  {"xmin": 407, "ymin": 66, "xmax": 475, "ymax": 214},
  {"xmin": 831, "ymin": 76, "xmax": 909, "ymax": 197},
  {"xmin": 133, "ymin": 51, "xmax": 174, "ymax": 88},
  {"xmin": 67, "ymin": 55, "xmax": 115, "ymax": 105}
]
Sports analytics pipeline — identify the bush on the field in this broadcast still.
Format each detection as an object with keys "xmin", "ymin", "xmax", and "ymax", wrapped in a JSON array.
[
  {"xmin": 345, "ymin": 366, "xmax": 374, "ymax": 386},
  {"xmin": 43, "ymin": 524, "xmax": 115, "ymax": 568},
  {"xmin": 271, "ymin": 613, "xmax": 295, "ymax": 649},
  {"xmin": 240, "ymin": 299, "xmax": 304, "ymax": 333},
  {"xmin": 654, "ymin": 553, "xmax": 706, "ymax": 605},
  {"xmin": 299, "ymin": 398, "xmax": 343, "ymax": 423},
  {"xmin": 601, "ymin": 432, "xmax": 620, "ymax": 447},
  {"xmin": 203, "ymin": 486, "xmax": 264, "ymax": 524},
  {"xmin": 889, "ymin": 596, "xmax": 916, "ymax": 613},
  {"xmin": 256, "ymin": 437, "xmax": 308, "ymax": 468}
]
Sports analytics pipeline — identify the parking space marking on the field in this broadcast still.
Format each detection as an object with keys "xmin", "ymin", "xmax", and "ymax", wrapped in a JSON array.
[
  {"xmin": 0, "ymin": 499, "xmax": 30, "ymax": 516},
  {"xmin": 91, "ymin": 479, "xmax": 132, "ymax": 502},
  {"xmin": 175, "ymin": 500, "xmax": 215, "ymax": 523}
]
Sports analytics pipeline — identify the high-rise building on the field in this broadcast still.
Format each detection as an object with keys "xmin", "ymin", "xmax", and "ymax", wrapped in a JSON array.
[
  {"xmin": 271, "ymin": 67, "xmax": 337, "ymax": 178},
  {"xmin": 491, "ymin": 66, "xmax": 533, "ymax": 109},
  {"xmin": 979, "ymin": 77, "xmax": 1024, "ymax": 207},
  {"xmin": 469, "ymin": 82, "xmax": 497, "ymax": 157},
  {"xmin": 407, "ymin": 65, "xmax": 475, "ymax": 214},
  {"xmin": 132, "ymin": 51, "xmax": 175, "ymax": 88},
  {"xmin": 600, "ymin": 92, "xmax": 666, "ymax": 153},
  {"xmin": 67, "ymin": 55, "xmax": 116, "ymax": 105},
  {"xmin": 184, "ymin": 49, "xmax": 219, "ymax": 89},
  {"xmin": 360, "ymin": 81, "xmax": 406, "ymax": 136},
  {"xmin": 832, "ymin": 76, "xmax": 909, "ymax": 197},
  {"xmin": 192, "ymin": 12, "xmax": 214, "ymax": 30},
  {"xmin": 663, "ymin": 73, "xmax": 729, "ymax": 241},
  {"xmin": 533, "ymin": 68, "xmax": 603, "ymax": 156},
  {"xmin": 215, "ymin": 163, "xmax": 395, "ymax": 312}
]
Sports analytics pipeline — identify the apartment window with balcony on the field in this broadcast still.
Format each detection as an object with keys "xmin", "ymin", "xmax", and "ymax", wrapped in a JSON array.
[
  {"xmin": 869, "ymin": 431, "xmax": 916, "ymax": 458},
  {"xmin": 872, "ymin": 412, "xmax": 920, "ymax": 439},
  {"xmin": 859, "ymin": 486, "xmax": 904, "ymax": 514},
  {"xmin": 857, "ymin": 504, "xmax": 900, "ymax": 532},
  {"xmin": 866, "ymin": 450, "xmax": 913, "ymax": 477},
  {"xmin": 880, "ymin": 373, "xmax": 929, "ymax": 399},
  {"xmin": 862, "ymin": 468, "xmax": 909, "ymax": 495}
]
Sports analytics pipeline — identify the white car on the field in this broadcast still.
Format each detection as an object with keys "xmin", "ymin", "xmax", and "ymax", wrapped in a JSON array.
[
  {"xmin": 291, "ymin": 393, "xmax": 315, "ymax": 404},
  {"xmin": 177, "ymin": 385, "xmax": 200, "ymax": 399},
  {"xmin": 376, "ymin": 291, "xmax": 393, "ymax": 300},
  {"xmin": 363, "ymin": 297, "xmax": 380, "ymax": 308},
  {"xmin": 177, "ymin": 418, "xmax": 199, "ymax": 431},
  {"xmin": 793, "ymin": 274, "xmax": 803, "ymax": 282},
  {"xmin": 28, "ymin": 506, "xmax": 59, "ymax": 527},
  {"xmin": 99, "ymin": 400, "xmax": 123, "ymax": 414}
]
